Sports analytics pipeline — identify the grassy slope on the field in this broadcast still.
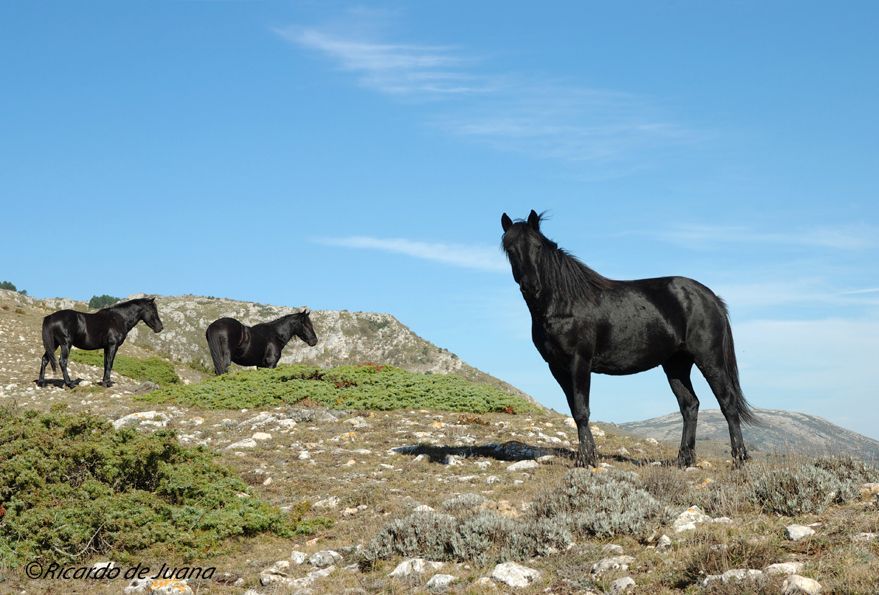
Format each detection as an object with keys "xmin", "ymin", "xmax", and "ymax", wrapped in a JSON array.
[{"xmin": 138, "ymin": 363, "xmax": 542, "ymax": 414}]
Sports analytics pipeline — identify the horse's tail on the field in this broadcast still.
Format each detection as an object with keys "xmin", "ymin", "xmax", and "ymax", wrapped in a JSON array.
[
  {"xmin": 42, "ymin": 318, "xmax": 57, "ymax": 372},
  {"xmin": 206, "ymin": 327, "xmax": 225, "ymax": 375},
  {"xmin": 718, "ymin": 297, "xmax": 760, "ymax": 426}
]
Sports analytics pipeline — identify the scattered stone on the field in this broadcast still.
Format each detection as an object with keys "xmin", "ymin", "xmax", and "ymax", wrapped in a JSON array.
[
  {"xmin": 861, "ymin": 482, "xmax": 879, "ymax": 497},
  {"xmin": 601, "ymin": 544, "xmax": 624, "ymax": 555},
  {"xmin": 388, "ymin": 558, "xmax": 444, "ymax": 578},
  {"xmin": 290, "ymin": 550, "xmax": 307, "ymax": 565},
  {"xmin": 308, "ymin": 550, "xmax": 342, "ymax": 568},
  {"xmin": 702, "ymin": 569, "xmax": 763, "ymax": 586},
  {"xmin": 313, "ymin": 496, "xmax": 340, "ymax": 509},
  {"xmin": 225, "ymin": 438, "xmax": 257, "ymax": 450},
  {"xmin": 414, "ymin": 504, "xmax": 435, "ymax": 512},
  {"xmin": 112, "ymin": 410, "xmax": 170, "ymax": 430},
  {"xmin": 150, "ymin": 579, "xmax": 194, "ymax": 595},
  {"xmin": 783, "ymin": 574, "xmax": 823, "ymax": 594},
  {"xmin": 765, "ymin": 562, "xmax": 805, "ymax": 576},
  {"xmin": 298, "ymin": 450, "xmax": 311, "ymax": 460},
  {"xmin": 852, "ymin": 532, "xmax": 877, "ymax": 542},
  {"xmin": 673, "ymin": 505, "xmax": 712, "ymax": 532},
  {"xmin": 490, "ymin": 562, "xmax": 540, "ymax": 588},
  {"xmin": 506, "ymin": 460, "xmax": 539, "ymax": 472},
  {"xmin": 444, "ymin": 454, "xmax": 464, "ymax": 466},
  {"xmin": 609, "ymin": 576, "xmax": 635, "ymax": 594},
  {"xmin": 657, "ymin": 534, "xmax": 672, "ymax": 550},
  {"xmin": 252, "ymin": 432, "xmax": 272, "ymax": 441},
  {"xmin": 474, "ymin": 576, "xmax": 498, "ymax": 589},
  {"xmin": 426, "ymin": 573, "xmax": 457, "ymax": 592},
  {"xmin": 591, "ymin": 555, "xmax": 634, "ymax": 575},
  {"xmin": 785, "ymin": 525, "xmax": 816, "ymax": 541}
]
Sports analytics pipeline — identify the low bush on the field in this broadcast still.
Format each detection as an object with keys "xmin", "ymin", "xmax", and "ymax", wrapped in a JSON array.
[
  {"xmin": 0, "ymin": 407, "xmax": 328, "ymax": 568},
  {"xmin": 139, "ymin": 364, "xmax": 539, "ymax": 414},
  {"xmin": 748, "ymin": 459, "xmax": 861, "ymax": 516},
  {"xmin": 70, "ymin": 350, "xmax": 180, "ymax": 386},
  {"xmin": 362, "ymin": 468, "xmax": 665, "ymax": 567}
]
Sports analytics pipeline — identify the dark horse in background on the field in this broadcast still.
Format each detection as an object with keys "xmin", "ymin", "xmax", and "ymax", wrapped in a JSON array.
[
  {"xmin": 37, "ymin": 297, "xmax": 164, "ymax": 388},
  {"xmin": 501, "ymin": 210, "xmax": 757, "ymax": 468},
  {"xmin": 205, "ymin": 310, "xmax": 318, "ymax": 375}
]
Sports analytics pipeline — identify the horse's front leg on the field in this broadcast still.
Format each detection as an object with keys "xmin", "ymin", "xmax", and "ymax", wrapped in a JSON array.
[
  {"xmin": 550, "ymin": 353, "xmax": 596, "ymax": 467},
  {"xmin": 263, "ymin": 343, "xmax": 281, "ymax": 369},
  {"xmin": 100, "ymin": 343, "xmax": 119, "ymax": 387}
]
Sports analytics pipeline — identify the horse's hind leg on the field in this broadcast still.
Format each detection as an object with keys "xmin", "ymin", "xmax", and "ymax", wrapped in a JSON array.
[
  {"xmin": 59, "ymin": 343, "xmax": 75, "ymax": 388},
  {"xmin": 37, "ymin": 350, "xmax": 52, "ymax": 387},
  {"xmin": 662, "ymin": 353, "xmax": 699, "ymax": 467},
  {"xmin": 699, "ymin": 365, "xmax": 749, "ymax": 466}
]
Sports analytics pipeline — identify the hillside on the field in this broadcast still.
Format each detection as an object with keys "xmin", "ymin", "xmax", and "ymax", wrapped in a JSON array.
[
  {"xmin": 0, "ymin": 290, "xmax": 535, "ymax": 405},
  {"xmin": 616, "ymin": 408, "xmax": 879, "ymax": 461},
  {"xmin": 2, "ymin": 288, "xmax": 879, "ymax": 594}
]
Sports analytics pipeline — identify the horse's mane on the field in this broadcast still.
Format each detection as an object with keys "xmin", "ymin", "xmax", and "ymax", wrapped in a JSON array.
[
  {"xmin": 100, "ymin": 298, "xmax": 153, "ymax": 311},
  {"xmin": 503, "ymin": 214, "xmax": 613, "ymax": 299}
]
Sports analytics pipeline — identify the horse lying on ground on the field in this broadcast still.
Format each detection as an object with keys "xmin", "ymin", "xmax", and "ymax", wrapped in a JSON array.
[
  {"xmin": 205, "ymin": 310, "xmax": 318, "ymax": 375},
  {"xmin": 501, "ymin": 210, "xmax": 757, "ymax": 467},
  {"xmin": 37, "ymin": 297, "xmax": 164, "ymax": 388}
]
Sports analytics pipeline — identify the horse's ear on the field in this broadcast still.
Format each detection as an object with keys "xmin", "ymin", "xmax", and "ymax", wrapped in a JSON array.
[
  {"xmin": 501, "ymin": 213, "xmax": 513, "ymax": 232},
  {"xmin": 148, "ymin": 296, "xmax": 156, "ymax": 302},
  {"xmin": 527, "ymin": 210, "xmax": 540, "ymax": 231}
]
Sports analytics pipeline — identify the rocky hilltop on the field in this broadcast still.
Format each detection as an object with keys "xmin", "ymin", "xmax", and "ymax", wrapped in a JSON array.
[
  {"xmin": 616, "ymin": 408, "xmax": 879, "ymax": 461},
  {"xmin": 0, "ymin": 290, "xmax": 535, "ymax": 404}
]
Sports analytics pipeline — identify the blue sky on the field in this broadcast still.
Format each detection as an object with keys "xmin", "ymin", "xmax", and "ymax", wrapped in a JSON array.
[{"xmin": 2, "ymin": 2, "xmax": 878, "ymax": 438}]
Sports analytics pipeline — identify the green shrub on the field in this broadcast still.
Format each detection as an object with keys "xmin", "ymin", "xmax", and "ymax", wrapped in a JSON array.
[
  {"xmin": 0, "ymin": 407, "xmax": 327, "ymax": 568},
  {"xmin": 361, "ymin": 510, "xmax": 571, "ymax": 567},
  {"xmin": 362, "ymin": 469, "xmax": 664, "ymax": 567},
  {"xmin": 138, "ymin": 364, "xmax": 540, "ymax": 414},
  {"xmin": 532, "ymin": 469, "xmax": 665, "ymax": 538},
  {"xmin": 70, "ymin": 350, "xmax": 180, "ymax": 385},
  {"xmin": 0, "ymin": 281, "xmax": 16, "ymax": 291},
  {"xmin": 88, "ymin": 294, "xmax": 120, "ymax": 309},
  {"xmin": 749, "ymin": 462, "xmax": 849, "ymax": 515}
]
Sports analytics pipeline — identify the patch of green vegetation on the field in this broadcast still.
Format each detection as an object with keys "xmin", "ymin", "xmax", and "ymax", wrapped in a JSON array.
[
  {"xmin": 88, "ymin": 294, "xmax": 120, "ymax": 309},
  {"xmin": 0, "ymin": 280, "xmax": 26, "ymax": 295},
  {"xmin": 139, "ymin": 364, "xmax": 541, "ymax": 414},
  {"xmin": 70, "ymin": 349, "xmax": 180, "ymax": 386},
  {"xmin": 0, "ymin": 407, "xmax": 330, "ymax": 568}
]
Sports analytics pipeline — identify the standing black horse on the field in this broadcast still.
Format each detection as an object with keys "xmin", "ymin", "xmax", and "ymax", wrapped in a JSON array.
[
  {"xmin": 37, "ymin": 297, "xmax": 164, "ymax": 388},
  {"xmin": 205, "ymin": 310, "xmax": 318, "ymax": 375},
  {"xmin": 501, "ymin": 210, "xmax": 757, "ymax": 467}
]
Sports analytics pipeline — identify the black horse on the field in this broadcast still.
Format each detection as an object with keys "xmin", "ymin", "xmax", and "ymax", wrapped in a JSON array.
[
  {"xmin": 37, "ymin": 297, "xmax": 164, "ymax": 388},
  {"xmin": 501, "ymin": 210, "xmax": 757, "ymax": 468},
  {"xmin": 205, "ymin": 310, "xmax": 318, "ymax": 375}
]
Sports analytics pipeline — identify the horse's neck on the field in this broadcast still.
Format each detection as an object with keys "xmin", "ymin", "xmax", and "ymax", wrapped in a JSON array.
[
  {"xmin": 274, "ymin": 318, "xmax": 297, "ymax": 343},
  {"xmin": 113, "ymin": 304, "xmax": 144, "ymax": 331}
]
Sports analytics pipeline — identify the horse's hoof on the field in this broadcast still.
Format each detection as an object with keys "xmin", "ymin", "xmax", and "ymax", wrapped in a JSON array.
[
  {"xmin": 35, "ymin": 380, "xmax": 45, "ymax": 387},
  {"xmin": 64, "ymin": 383, "xmax": 76, "ymax": 389}
]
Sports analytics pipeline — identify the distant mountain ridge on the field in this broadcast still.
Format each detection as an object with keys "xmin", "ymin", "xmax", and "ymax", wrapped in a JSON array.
[{"xmin": 616, "ymin": 408, "xmax": 879, "ymax": 461}]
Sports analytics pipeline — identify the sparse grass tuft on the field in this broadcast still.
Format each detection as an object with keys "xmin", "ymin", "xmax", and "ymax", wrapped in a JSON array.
[
  {"xmin": 748, "ymin": 458, "xmax": 863, "ymax": 516},
  {"xmin": 138, "ymin": 364, "xmax": 540, "ymax": 414}
]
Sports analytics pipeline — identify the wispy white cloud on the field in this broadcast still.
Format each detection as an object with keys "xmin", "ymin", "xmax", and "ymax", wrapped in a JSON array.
[
  {"xmin": 839, "ymin": 287, "xmax": 879, "ymax": 295},
  {"xmin": 316, "ymin": 236, "xmax": 507, "ymax": 272},
  {"xmin": 275, "ymin": 27, "xmax": 494, "ymax": 96},
  {"xmin": 658, "ymin": 223, "xmax": 877, "ymax": 250},
  {"xmin": 276, "ymin": 23, "xmax": 692, "ymax": 163}
]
